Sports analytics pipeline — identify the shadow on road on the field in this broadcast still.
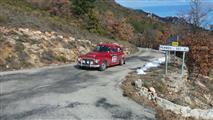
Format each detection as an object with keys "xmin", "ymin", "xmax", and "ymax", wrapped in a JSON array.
[{"xmin": 74, "ymin": 65, "xmax": 99, "ymax": 71}]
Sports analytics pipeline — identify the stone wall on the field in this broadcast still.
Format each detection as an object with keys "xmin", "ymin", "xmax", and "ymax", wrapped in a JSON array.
[{"xmin": 135, "ymin": 81, "xmax": 213, "ymax": 120}]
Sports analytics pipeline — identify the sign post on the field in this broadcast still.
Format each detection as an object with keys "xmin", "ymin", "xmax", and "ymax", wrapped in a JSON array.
[
  {"xmin": 165, "ymin": 51, "xmax": 168, "ymax": 75},
  {"xmin": 181, "ymin": 52, "xmax": 186, "ymax": 77},
  {"xmin": 159, "ymin": 45, "xmax": 189, "ymax": 78}
]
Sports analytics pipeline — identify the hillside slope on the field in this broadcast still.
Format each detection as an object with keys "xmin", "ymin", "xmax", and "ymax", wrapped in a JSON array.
[
  {"xmin": 94, "ymin": 0, "xmax": 213, "ymax": 76},
  {"xmin": 0, "ymin": 27, "xmax": 95, "ymax": 71},
  {"xmin": 0, "ymin": 0, "xmax": 137, "ymax": 71}
]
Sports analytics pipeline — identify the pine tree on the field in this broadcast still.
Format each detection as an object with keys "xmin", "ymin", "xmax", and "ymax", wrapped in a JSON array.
[{"xmin": 72, "ymin": 0, "xmax": 96, "ymax": 15}]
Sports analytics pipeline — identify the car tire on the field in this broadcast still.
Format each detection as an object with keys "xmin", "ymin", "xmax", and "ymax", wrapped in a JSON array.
[
  {"xmin": 78, "ymin": 65, "xmax": 83, "ymax": 69},
  {"xmin": 119, "ymin": 58, "xmax": 125, "ymax": 65},
  {"xmin": 99, "ymin": 61, "xmax": 107, "ymax": 71},
  {"xmin": 123, "ymin": 58, "xmax": 126, "ymax": 64}
]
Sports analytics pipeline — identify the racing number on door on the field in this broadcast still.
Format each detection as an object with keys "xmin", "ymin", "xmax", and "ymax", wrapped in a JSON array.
[{"xmin": 112, "ymin": 55, "xmax": 117, "ymax": 63}]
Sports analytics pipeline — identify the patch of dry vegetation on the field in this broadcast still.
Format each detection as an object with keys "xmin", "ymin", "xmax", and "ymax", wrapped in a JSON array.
[{"xmin": 121, "ymin": 72, "xmax": 195, "ymax": 120}]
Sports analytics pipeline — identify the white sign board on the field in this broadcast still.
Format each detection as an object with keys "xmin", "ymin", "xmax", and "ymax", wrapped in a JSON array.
[{"xmin": 159, "ymin": 45, "xmax": 189, "ymax": 52}]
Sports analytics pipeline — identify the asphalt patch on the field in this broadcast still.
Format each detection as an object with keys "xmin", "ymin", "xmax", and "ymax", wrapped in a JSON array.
[
  {"xmin": 95, "ymin": 98, "xmax": 134, "ymax": 119},
  {"xmin": 0, "ymin": 106, "xmax": 52, "ymax": 120},
  {"xmin": 95, "ymin": 98, "xmax": 118, "ymax": 109},
  {"xmin": 112, "ymin": 110, "xmax": 133, "ymax": 119},
  {"xmin": 66, "ymin": 102, "xmax": 83, "ymax": 108}
]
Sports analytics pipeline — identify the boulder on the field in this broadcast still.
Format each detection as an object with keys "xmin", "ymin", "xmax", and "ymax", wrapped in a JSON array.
[
  {"xmin": 149, "ymin": 87, "xmax": 156, "ymax": 94},
  {"xmin": 134, "ymin": 79, "xmax": 142, "ymax": 88},
  {"xmin": 69, "ymin": 37, "xmax": 75, "ymax": 41},
  {"xmin": 57, "ymin": 35, "xmax": 64, "ymax": 39},
  {"xmin": 190, "ymin": 109, "xmax": 201, "ymax": 119},
  {"xmin": 180, "ymin": 106, "xmax": 191, "ymax": 117}
]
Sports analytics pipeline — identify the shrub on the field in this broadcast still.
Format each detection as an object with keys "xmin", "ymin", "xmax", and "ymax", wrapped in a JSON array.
[
  {"xmin": 86, "ymin": 10, "xmax": 105, "ymax": 34},
  {"xmin": 104, "ymin": 10, "xmax": 134, "ymax": 41},
  {"xmin": 0, "ymin": 15, "xmax": 7, "ymax": 24},
  {"xmin": 56, "ymin": 55, "xmax": 67, "ymax": 62},
  {"xmin": 130, "ymin": 19, "xmax": 163, "ymax": 33},
  {"xmin": 182, "ymin": 33, "xmax": 213, "ymax": 76},
  {"xmin": 130, "ymin": 20, "xmax": 146, "ymax": 33},
  {"xmin": 48, "ymin": 0, "xmax": 71, "ymax": 16},
  {"xmin": 72, "ymin": 0, "xmax": 96, "ymax": 15},
  {"xmin": 25, "ymin": 0, "xmax": 52, "ymax": 9}
]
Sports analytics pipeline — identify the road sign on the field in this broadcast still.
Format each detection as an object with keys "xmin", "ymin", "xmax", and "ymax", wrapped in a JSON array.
[
  {"xmin": 172, "ymin": 41, "xmax": 179, "ymax": 46},
  {"xmin": 167, "ymin": 35, "xmax": 180, "ymax": 43},
  {"xmin": 159, "ymin": 44, "xmax": 189, "ymax": 78},
  {"xmin": 159, "ymin": 45, "xmax": 189, "ymax": 52}
]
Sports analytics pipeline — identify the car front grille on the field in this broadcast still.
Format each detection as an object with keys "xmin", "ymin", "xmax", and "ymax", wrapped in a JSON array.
[{"xmin": 82, "ymin": 59, "xmax": 94, "ymax": 65}]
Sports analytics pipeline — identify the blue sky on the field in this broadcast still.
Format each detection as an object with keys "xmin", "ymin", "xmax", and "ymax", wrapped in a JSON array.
[
  {"xmin": 115, "ymin": 0, "xmax": 213, "ymax": 8},
  {"xmin": 115, "ymin": 0, "xmax": 213, "ymax": 28}
]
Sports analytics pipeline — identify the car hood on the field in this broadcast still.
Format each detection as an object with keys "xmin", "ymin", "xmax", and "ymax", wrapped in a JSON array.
[{"xmin": 80, "ymin": 52, "xmax": 104, "ymax": 59}]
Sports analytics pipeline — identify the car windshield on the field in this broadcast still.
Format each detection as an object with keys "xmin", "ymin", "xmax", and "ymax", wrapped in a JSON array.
[{"xmin": 94, "ymin": 46, "xmax": 110, "ymax": 52}]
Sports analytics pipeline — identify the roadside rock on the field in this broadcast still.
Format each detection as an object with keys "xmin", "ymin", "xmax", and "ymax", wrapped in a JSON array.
[
  {"xmin": 138, "ymin": 85, "xmax": 213, "ymax": 120},
  {"xmin": 134, "ymin": 79, "xmax": 142, "ymax": 89},
  {"xmin": 149, "ymin": 87, "xmax": 156, "ymax": 94}
]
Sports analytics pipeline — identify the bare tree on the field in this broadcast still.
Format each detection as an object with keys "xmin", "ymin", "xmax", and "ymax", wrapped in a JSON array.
[
  {"xmin": 179, "ymin": 0, "xmax": 213, "ymax": 31},
  {"xmin": 210, "ymin": 24, "xmax": 213, "ymax": 31}
]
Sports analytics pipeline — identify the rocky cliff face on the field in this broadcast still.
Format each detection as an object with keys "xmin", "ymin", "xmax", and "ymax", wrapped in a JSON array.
[{"xmin": 0, "ymin": 26, "xmax": 96, "ymax": 71}]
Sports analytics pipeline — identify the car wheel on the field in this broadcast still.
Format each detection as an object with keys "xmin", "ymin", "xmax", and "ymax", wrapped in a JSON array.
[
  {"xmin": 78, "ymin": 65, "xmax": 84, "ymax": 69},
  {"xmin": 123, "ymin": 58, "xmax": 126, "ymax": 64},
  {"xmin": 77, "ymin": 65, "xmax": 81, "ymax": 69},
  {"xmin": 119, "ymin": 58, "xmax": 125, "ymax": 65},
  {"xmin": 99, "ymin": 62, "xmax": 107, "ymax": 71}
]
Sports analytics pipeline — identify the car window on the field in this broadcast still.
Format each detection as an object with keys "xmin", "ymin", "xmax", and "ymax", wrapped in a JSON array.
[
  {"xmin": 94, "ymin": 46, "xmax": 110, "ymax": 52},
  {"xmin": 118, "ymin": 47, "xmax": 122, "ymax": 52},
  {"xmin": 112, "ymin": 48, "xmax": 117, "ymax": 53}
]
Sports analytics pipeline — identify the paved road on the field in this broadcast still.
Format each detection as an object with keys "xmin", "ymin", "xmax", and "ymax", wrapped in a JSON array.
[{"xmin": 0, "ymin": 49, "xmax": 163, "ymax": 120}]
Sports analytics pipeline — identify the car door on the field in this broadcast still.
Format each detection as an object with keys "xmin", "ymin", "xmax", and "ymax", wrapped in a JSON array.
[
  {"xmin": 117, "ymin": 47, "xmax": 123, "ymax": 62},
  {"xmin": 103, "ymin": 46, "xmax": 113, "ymax": 66},
  {"xmin": 111, "ymin": 47, "xmax": 119, "ymax": 65}
]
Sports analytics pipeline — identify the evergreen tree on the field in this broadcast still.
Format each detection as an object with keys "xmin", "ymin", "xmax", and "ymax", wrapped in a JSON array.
[{"xmin": 72, "ymin": 0, "xmax": 96, "ymax": 15}]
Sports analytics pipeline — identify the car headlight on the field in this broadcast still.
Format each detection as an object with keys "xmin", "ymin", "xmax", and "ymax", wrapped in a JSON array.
[
  {"xmin": 95, "ymin": 59, "xmax": 100, "ymax": 63},
  {"xmin": 78, "ymin": 58, "xmax": 82, "ymax": 61}
]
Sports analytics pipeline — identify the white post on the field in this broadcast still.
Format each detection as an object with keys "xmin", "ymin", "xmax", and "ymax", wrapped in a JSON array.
[
  {"xmin": 181, "ymin": 52, "xmax": 186, "ymax": 77},
  {"xmin": 174, "ymin": 51, "xmax": 176, "ymax": 63},
  {"xmin": 168, "ymin": 51, "xmax": 170, "ymax": 63},
  {"xmin": 165, "ymin": 51, "xmax": 168, "ymax": 75}
]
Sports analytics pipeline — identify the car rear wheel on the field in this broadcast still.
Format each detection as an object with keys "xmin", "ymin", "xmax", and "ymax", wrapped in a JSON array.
[
  {"xmin": 99, "ymin": 61, "xmax": 107, "ymax": 71},
  {"xmin": 119, "ymin": 58, "xmax": 125, "ymax": 65}
]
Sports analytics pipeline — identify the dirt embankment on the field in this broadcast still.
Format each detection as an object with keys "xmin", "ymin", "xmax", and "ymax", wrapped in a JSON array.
[
  {"xmin": 0, "ymin": 26, "xmax": 94, "ymax": 71},
  {"xmin": 0, "ymin": 26, "xmax": 135, "ymax": 71}
]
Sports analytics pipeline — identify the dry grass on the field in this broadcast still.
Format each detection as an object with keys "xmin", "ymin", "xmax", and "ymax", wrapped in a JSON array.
[{"xmin": 121, "ymin": 72, "xmax": 195, "ymax": 120}]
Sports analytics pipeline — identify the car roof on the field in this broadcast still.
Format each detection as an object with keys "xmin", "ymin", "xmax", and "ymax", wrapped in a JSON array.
[{"xmin": 97, "ymin": 43, "xmax": 121, "ymax": 48}]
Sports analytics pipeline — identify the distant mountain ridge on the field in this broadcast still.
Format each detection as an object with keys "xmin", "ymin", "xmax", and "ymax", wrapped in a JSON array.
[{"xmin": 135, "ymin": 9, "xmax": 188, "ymax": 25}]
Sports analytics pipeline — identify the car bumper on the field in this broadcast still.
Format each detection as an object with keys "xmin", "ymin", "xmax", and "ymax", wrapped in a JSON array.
[{"xmin": 77, "ymin": 63, "xmax": 100, "ymax": 68}]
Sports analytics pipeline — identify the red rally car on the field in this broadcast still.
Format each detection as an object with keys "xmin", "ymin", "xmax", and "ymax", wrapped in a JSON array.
[{"xmin": 77, "ymin": 43, "xmax": 126, "ymax": 71}]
